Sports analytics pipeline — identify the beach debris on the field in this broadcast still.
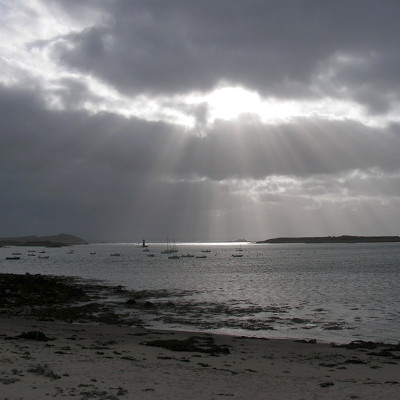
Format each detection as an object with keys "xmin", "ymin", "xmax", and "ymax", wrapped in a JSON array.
[
  {"xmin": 296, "ymin": 338, "xmax": 317, "ymax": 344},
  {"xmin": 334, "ymin": 340, "xmax": 400, "ymax": 359},
  {"xmin": 336, "ymin": 340, "xmax": 382, "ymax": 350},
  {"xmin": 0, "ymin": 377, "xmax": 20, "ymax": 385},
  {"xmin": 142, "ymin": 335, "xmax": 230, "ymax": 355},
  {"xmin": 27, "ymin": 364, "xmax": 60, "ymax": 379},
  {"xmin": 319, "ymin": 381, "xmax": 334, "ymax": 388},
  {"xmin": 78, "ymin": 388, "xmax": 122, "ymax": 399},
  {"xmin": 344, "ymin": 358, "xmax": 367, "ymax": 365},
  {"xmin": 368, "ymin": 347, "xmax": 400, "ymax": 360},
  {"xmin": 17, "ymin": 330, "xmax": 52, "ymax": 341}
]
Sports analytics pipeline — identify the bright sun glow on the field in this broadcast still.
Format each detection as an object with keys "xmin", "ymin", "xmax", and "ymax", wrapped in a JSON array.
[
  {"xmin": 206, "ymin": 86, "xmax": 262, "ymax": 120},
  {"xmin": 183, "ymin": 85, "xmax": 400, "ymax": 130}
]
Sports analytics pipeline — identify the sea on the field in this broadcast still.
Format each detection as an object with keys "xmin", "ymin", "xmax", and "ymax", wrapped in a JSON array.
[{"xmin": 1, "ymin": 242, "xmax": 400, "ymax": 344}]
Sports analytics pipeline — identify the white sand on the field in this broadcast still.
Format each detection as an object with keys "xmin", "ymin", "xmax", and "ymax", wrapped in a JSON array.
[{"xmin": 1, "ymin": 317, "xmax": 399, "ymax": 399}]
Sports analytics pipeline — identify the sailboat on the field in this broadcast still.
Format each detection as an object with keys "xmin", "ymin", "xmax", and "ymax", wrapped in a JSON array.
[
  {"xmin": 171, "ymin": 239, "xmax": 178, "ymax": 253},
  {"xmin": 161, "ymin": 237, "xmax": 178, "ymax": 254}
]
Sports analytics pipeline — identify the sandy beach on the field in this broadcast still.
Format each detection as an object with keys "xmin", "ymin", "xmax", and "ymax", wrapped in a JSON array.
[{"xmin": 1, "ymin": 274, "xmax": 400, "ymax": 399}]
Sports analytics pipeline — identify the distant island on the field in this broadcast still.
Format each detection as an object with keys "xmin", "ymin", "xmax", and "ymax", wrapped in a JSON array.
[
  {"xmin": 0, "ymin": 233, "xmax": 87, "ymax": 247},
  {"xmin": 256, "ymin": 235, "xmax": 400, "ymax": 244}
]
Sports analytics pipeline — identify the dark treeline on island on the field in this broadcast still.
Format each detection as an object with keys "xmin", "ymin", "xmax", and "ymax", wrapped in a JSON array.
[
  {"xmin": 0, "ymin": 234, "xmax": 87, "ymax": 247},
  {"xmin": 257, "ymin": 235, "xmax": 400, "ymax": 244}
]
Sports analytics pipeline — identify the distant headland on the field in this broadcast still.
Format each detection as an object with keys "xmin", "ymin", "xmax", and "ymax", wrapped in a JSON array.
[
  {"xmin": 0, "ymin": 234, "xmax": 87, "ymax": 247},
  {"xmin": 256, "ymin": 235, "xmax": 400, "ymax": 244}
]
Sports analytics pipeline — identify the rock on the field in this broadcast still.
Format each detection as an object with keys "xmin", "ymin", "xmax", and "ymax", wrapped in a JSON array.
[
  {"xmin": 143, "ymin": 301, "xmax": 155, "ymax": 309},
  {"xmin": 126, "ymin": 298, "xmax": 137, "ymax": 306}
]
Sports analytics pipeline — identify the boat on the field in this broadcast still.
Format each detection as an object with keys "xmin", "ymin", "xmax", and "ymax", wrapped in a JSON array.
[
  {"xmin": 168, "ymin": 255, "xmax": 180, "ymax": 259},
  {"xmin": 147, "ymin": 254, "xmax": 155, "ymax": 257},
  {"xmin": 38, "ymin": 255, "xmax": 49, "ymax": 259},
  {"xmin": 161, "ymin": 248, "xmax": 175, "ymax": 254},
  {"xmin": 181, "ymin": 254, "xmax": 195, "ymax": 258},
  {"xmin": 161, "ymin": 237, "xmax": 178, "ymax": 254},
  {"xmin": 232, "ymin": 254, "xmax": 243, "ymax": 257},
  {"xmin": 201, "ymin": 249, "xmax": 211, "ymax": 253},
  {"xmin": 196, "ymin": 255, "xmax": 207, "ymax": 259},
  {"xmin": 110, "ymin": 253, "xmax": 121, "ymax": 256},
  {"xmin": 6, "ymin": 256, "xmax": 21, "ymax": 260}
]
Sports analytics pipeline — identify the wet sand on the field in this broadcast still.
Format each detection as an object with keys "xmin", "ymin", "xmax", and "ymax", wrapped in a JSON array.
[{"xmin": 2, "ymin": 317, "xmax": 400, "ymax": 399}]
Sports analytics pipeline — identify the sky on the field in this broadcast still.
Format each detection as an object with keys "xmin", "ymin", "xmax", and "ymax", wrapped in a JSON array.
[{"xmin": 1, "ymin": 0, "xmax": 400, "ymax": 243}]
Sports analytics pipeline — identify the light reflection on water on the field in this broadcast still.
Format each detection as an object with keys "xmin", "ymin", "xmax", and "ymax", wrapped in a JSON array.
[{"xmin": 1, "ymin": 242, "xmax": 400, "ymax": 343}]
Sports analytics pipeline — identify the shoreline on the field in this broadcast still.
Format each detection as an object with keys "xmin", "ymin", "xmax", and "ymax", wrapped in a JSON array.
[
  {"xmin": 1, "ymin": 273, "xmax": 400, "ymax": 398},
  {"xmin": 0, "ymin": 271, "xmax": 393, "ymax": 345}
]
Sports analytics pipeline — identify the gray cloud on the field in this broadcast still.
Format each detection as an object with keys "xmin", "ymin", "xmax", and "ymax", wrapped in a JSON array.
[
  {"xmin": 2, "ymin": 1, "xmax": 400, "ymax": 241},
  {"xmin": 47, "ymin": 0, "xmax": 400, "ymax": 110}
]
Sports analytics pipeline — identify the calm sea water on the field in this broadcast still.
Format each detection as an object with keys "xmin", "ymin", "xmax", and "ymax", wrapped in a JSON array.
[{"xmin": 1, "ymin": 242, "xmax": 400, "ymax": 344}]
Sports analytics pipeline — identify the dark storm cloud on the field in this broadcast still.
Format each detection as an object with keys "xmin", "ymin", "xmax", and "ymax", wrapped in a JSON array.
[
  {"xmin": 50, "ymin": 0, "xmax": 400, "ymax": 111},
  {"xmin": 325, "ymin": 51, "xmax": 400, "ymax": 114},
  {"xmin": 175, "ymin": 118, "xmax": 400, "ymax": 180},
  {"xmin": 2, "ymin": 84, "xmax": 400, "ymax": 203}
]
